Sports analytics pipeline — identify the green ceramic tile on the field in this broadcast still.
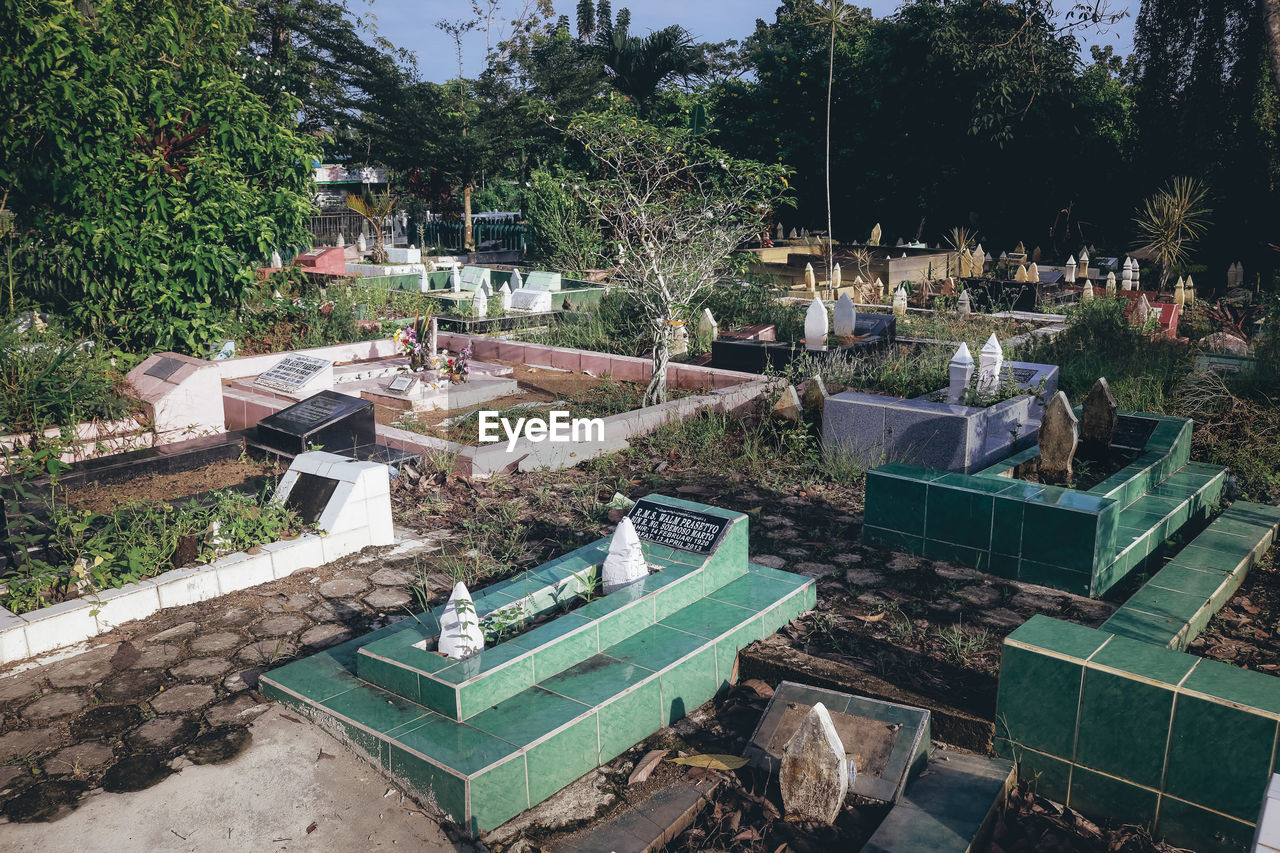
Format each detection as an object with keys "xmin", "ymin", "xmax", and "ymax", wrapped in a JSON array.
[
  {"xmin": 745, "ymin": 563, "xmax": 812, "ymax": 588},
  {"xmin": 996, "ymin": 643, "xmax": 1085, "ymax": 758},
  {"xmin": 762, "ymin": 585, "xmax": 815, "ymax": 630},
  {"xmin": 1148, "ymin": 564, "xmax": 1232, "ymax": 601},
  {"xmin": 506, "ymin": 614, "xmax": 597, "ymax": 682},
  {"xmin": 1186, "ymin": 531, "xmax": 1269, "ymax": 562},
  {"xmin": 261, "ymin": 654, "xmax": 362, "ymax": 703},
  {"xmin": 1101, "ymin": 608, "xmax": 1179, "ymax": 648},
  {"xmin": 713, "ymin": 620, "xmax": 763, "ymax": 692},
  {"xmin": 540, "ymin": 654, "xmax": 658, "ymax": 709},
  {"xmin": 707, "ymin": 571, "xmax": 807, "ymax": 614},
  {"xmin": 358, "ymin": 654, "xmax": 423, "ymax": 705},
  {"xmin": 1182, "ymin": 658, "xmax": 1280, "ymax": 716},
  {"xmin": 1156, "ymin": 795, "xmax": 1257, "ymax": 853},
  {"xmin": 467, "ymin": 753, "xmax": 529, "ymax": 834},
  {"xmin": 605, "ymin": 624, "xmax": 706, "ymax": 674},
  {"xmin": 862, "ymin": 525, "xmax": 924, "ymax": 554},
  {"xmin": 589, "ymin": 597, "xmax": 655, "ymax": 648},
  {"xmin": 1075, "ymin": 666, "xmax": 1177, "ymax": 787},
  {"xmin": 321, "ymin": 685, "xmax": 431, "ymax": 742},
  {"xmin": 395, "ymin": 715, "xmax": 522, "ymax": 777},
  {"xmin": 659, "ymin": 645, "xmax": 718, "ymax": 725},
  {"xmin": 1164, "ymin": 691, "xmax": 1278, "ymax": 821},
  {"xmin": 861, "ymin": 803, "xmax": 972, "ymax": 853},
  {"xmin": 997, "ymin": 739, "xmax": 1072, "ymax": 803},
  {"xmin": 1018, "ymin": 560, "xmax": 1091, "ymax": 597},
  {"xmin": 659, "ymin": 597, "xmax": 758, "ymax": 641},
  {"xmin": 651, "ymin": 567, "xmax": 704, "ymax": 617},
  {"xmin": 1068, "ymin": 767, "xmax": 1158, "ymax": 829},
  {"xmin": 987, "ymin": 551, "xmax": 1021, "ymax": 580},
  {"xmin": 457, "ymin": 658, "xmax": 536, "ymax": 720},
  {"xmin": 1173, "ymin": 543, "xmax": 1248, "ymax": 574},
  {"xmin": 922, "ymin": 538, "xmax": 988, "ymax": 568},
  {"xmin": 597, "ymin": 678, "xmax": 662, "ymax": 763},
  {"xmin": 1021, "ymin": 503, "xmax": 1101, "ymax": 572},
  {"xmin": 1091, "ymin": 635, "xmax": 1197, "ymax": 684},
  {"xmin": 466, "ymin": 686, "xmax": 592, "ymax": 747},
  {"xmin": 1007, "ymin": 615, "xmax": 1110, "ymax": 659},
  {"xmin": 991, "ymin": 493, "xmax": 1030, "ymax": 555},
  {"xmin": 865, "ymin": 469, "xmax": 931, "ymax": 536},
  {"xmin": 387, "ymin": 745, "xmax": 467, "ymax": 826},
  {"xmin": 1123, "ymin": 585, "xmax": 1207, "ymax": 626},
  {"xmin": 523, "ymin": 713, "xmax": 600, "ymax": 806}
]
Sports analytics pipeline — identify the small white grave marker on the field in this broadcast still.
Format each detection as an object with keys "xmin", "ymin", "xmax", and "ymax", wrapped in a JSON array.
[
  {"xmin": 949, "ymin": 342, "xmax": 974, "ymax": 403},
  {"xmin": 499, "ymin": 282, "xmax": 512, "ymax": 312},
  {"xmin": 978, "ymin": 333, "xmax": 1003, "ymax": 391},
  {"xmin": 804, "ymin": 297, "xmax": 828, "ymax": 350},
  {"xmin": 833, "ymin": 293, "xmax": 857, "ymax": 337},
  {"xmin": 439, "ymin": 582, "xmax": 484, "ymax": 660},
  {"xmin": 698, "ymin": 307, "xmax": 718, "ymax": 339},
  {"xmin": 780, "ymin": 702, "xmax": 850, "ymax": 825},
  {"xmin": 602, "ymin": 517, "xmax": 648, "ymax": 594}
]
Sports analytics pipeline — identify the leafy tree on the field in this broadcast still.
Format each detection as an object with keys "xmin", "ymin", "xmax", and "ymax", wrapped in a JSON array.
[
  {"xmin": 523, "ymin": 168, "xmax": 600, "ymax": 274},
  {"xmin": 2, "ymin": 0, "xmax": 318, "ymax": 352},
  {"xmin": 566, "ymin": 107, "xmax": 790, "ymax": 404},
  {"xmin": 595, "ymin": 18, "xmax": 708, "ymax": 112}
]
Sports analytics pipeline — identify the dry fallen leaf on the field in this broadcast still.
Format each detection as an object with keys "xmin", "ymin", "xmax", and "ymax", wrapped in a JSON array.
[
  {"xmin": 667, "ymin": 754, "xmax": 749, "ymax": 771},
  {"xmin": 306, "ymin": 822, "xmax": 317, "ymax": 835},
  {"xmin": 855, "ymin": 611, "xmax": 886, "ymax": 623}
]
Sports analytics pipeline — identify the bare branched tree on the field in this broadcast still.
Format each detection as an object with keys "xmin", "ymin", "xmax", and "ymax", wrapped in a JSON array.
[{"xmin": 564, "ymin": 110, "xmax": 790, "ymax": 404}]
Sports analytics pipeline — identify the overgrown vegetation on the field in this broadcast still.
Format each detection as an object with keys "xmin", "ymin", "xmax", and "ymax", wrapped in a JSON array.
[
  {"xmin": 0, "ymin": 322, "xmax": 140, "ymax": 434},
  {"xmin": 2, "ymin": 487, "xmax": 304, "ymax": 615},
  {"xmin": 1018, "ymin": 296, "xmax": 1280, "ymax": 501}
]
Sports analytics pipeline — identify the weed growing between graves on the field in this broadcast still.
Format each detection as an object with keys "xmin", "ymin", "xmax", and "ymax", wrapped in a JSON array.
[
  {"xmin": 1019, "ymin": 296, "xmax": 1280, "ymax": 500},
  {"xmin": 1, "ymin": 489, "xmax": 305, "ymax": 615},
  {"xmin": 0, "ymin": 321, "xmax": 140, "ymax": 434}
]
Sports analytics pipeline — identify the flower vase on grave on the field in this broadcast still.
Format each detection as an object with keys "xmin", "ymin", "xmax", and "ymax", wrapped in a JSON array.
[{"xmin": 410, "ymin": 349, "xmax": 424, "ymax": 372}]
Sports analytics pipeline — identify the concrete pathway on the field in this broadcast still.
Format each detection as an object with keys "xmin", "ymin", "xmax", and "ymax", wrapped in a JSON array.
[{"xmin": 2, "ymin": 704, "xmax": 465, "ymax": 851}]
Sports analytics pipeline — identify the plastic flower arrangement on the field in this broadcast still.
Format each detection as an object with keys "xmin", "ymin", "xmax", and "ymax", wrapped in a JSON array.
[{"xmin": 445, "ymin": 345, "xmax": 472, "ymax": 383}]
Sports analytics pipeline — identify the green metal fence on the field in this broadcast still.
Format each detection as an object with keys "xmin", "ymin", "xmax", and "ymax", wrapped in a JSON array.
[{"xmin": 415, "ymin": 220, "xmax": 527, "ymax": 253}]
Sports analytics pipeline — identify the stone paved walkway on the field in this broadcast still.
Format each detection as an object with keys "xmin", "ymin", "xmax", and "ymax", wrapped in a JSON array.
[{"xmin": 0, "ymin": 531, "xmax": 448, "ymax": 826}]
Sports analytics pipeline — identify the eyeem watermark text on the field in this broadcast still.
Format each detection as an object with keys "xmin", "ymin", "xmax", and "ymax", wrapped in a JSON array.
[{"xmin": 478, "ymin": 410, "xmax": 605, "ymax": 452}]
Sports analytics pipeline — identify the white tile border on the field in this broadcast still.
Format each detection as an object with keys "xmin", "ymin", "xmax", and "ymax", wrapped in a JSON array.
[{"xmin": 0, "ymin": 451, "xmax": 394, "ymax": 665}]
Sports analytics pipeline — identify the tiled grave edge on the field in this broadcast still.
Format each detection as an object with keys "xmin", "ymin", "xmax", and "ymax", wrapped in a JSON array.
[
  {"xmin": 861, "ymin": 411, "xmax": 1220, "ymax": 597},
  {"xmin": 262, "ymin": 565, "xmax": 815, "ymax": 836},
  {"xmin": 0, "ymin": 452, "xmax": 395, "ymax": 665},
  {"xmin": 354, "ymin": 518, "xmax": 750, "ymax": 720},
  {"xmin": 260, "ymin": 496, "xmax": 817, "ymax": 836},
  {"xmin": 994, "ymin": 501, "xmax": 1280, "ymax": 853}
]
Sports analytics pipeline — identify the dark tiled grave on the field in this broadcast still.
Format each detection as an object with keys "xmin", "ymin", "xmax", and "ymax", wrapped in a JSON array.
[
  {"xmin": 249, "ymin": 390, "xmax": 415, "ymax": 466},
  {"xmin": 261, "ymin": 495, "xmax": 816, "ymax": 837},
  {"xmin": 710, "ymin": 313, "xmax": 896, "ymax": 374},
  {"xmin": 863, "ymin": 410, "xmax": 1221, "ymax": 598},
  {"xmin": 996, "ymin": 501, "xmax": 1280, "ymax": 853}
]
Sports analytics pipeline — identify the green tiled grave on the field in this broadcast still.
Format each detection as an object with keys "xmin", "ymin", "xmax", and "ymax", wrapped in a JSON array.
[
  {"xmin": 261, "ymin": 494, "xmax": 815, "ymax": 837},
  {"xmin": 863, "ymin": 411, "xmax": 1226, "ymax": 597},
  {"xmin": 995, "ymin": 501, "xmax": 1280, "ymax": 853}
]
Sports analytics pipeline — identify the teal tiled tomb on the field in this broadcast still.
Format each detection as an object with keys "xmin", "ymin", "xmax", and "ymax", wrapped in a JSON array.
[
  {"xmin": 862, "ymin": 410, "xmax": 1223, "ymax": 598},
  {"xmin": 261, "ymin": 495, "xmax": 815, "ymax": 837}
]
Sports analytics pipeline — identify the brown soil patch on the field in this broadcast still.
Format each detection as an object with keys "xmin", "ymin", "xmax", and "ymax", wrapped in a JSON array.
[{"xmin": 60, "ymin": 457, "xmax": 284, "ymax": 514}]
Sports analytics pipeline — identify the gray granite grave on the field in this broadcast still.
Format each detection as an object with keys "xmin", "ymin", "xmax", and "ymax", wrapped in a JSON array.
[
  {"xmin": 745, "ymin": 680, "xmax": 930, "ymax": 805},
  {"xmin": 822, "ymin": 362, "xmax": 1058, "ymax": 473}
]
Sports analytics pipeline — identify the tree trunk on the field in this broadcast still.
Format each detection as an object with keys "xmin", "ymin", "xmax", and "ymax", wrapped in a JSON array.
[
  {"xmin": 645, "ymin": 321, "xmax": 670, "ymax": 406},
  {"xmin": 1266, "ymin": 0, "xmax": 1280, "ymax": 97},
  {"xmin": 464, "ymin": 184, "xmax": 474, "ymax": 250}
]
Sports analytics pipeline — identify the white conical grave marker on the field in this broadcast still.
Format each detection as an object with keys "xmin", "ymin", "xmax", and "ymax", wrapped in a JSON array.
[
  {"xmin": 602, "ymin": 517, "xmax": 648, "ymax": 593},
  {"xmin": 439, "ymin": 582, "xmax": 484, "ymax": 660}
]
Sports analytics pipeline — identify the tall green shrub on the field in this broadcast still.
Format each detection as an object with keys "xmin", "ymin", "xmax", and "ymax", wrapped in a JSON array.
[
  {"xmin": 1, "ymin": 0, "xmax": 319, "ymax": 353},
  {"xmin": 523, "ymin": 167, "xmax": 600, "ymax": 275}
]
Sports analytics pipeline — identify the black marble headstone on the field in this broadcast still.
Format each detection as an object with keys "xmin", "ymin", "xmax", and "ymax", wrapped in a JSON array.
[
  {"xmin": 627, "ymin": 498, "xmax": 731, "ymax": 556},
  {"xmin": 144, "ymin": 356, "xmax": 184, "ymax": 381},
  {"xmin": 283, "ymin": 472, "xmax": 339, "ymax": 524},
  {"xmin": 255, "ymin": 391, "xmax": 376, "ymax": 457},
  {"xmin": 1111, "ymin": 414, "xmax": 1160, "ymax": 450}
]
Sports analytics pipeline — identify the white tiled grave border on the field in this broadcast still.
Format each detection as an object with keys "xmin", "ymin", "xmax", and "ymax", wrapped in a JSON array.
[{"xmin": 0, "ymin": 451, "xmax": 394, "ymax": 665}]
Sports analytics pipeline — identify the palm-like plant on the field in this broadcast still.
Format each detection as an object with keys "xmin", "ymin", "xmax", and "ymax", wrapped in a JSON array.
[
  {"xmin": 596, "ymin": 23, "xmax": 705, "ymax": 110},
  {"xmin": 345, "ymin": 191, "xmax": 397, "ymax": 264},
  {"xmin": 1132, "ymin": 177, "xmax": 1212, "ymax": 292},
  {"xmin": 806, "ymin": 0, "xmax": 858, "ymax": 286}
]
